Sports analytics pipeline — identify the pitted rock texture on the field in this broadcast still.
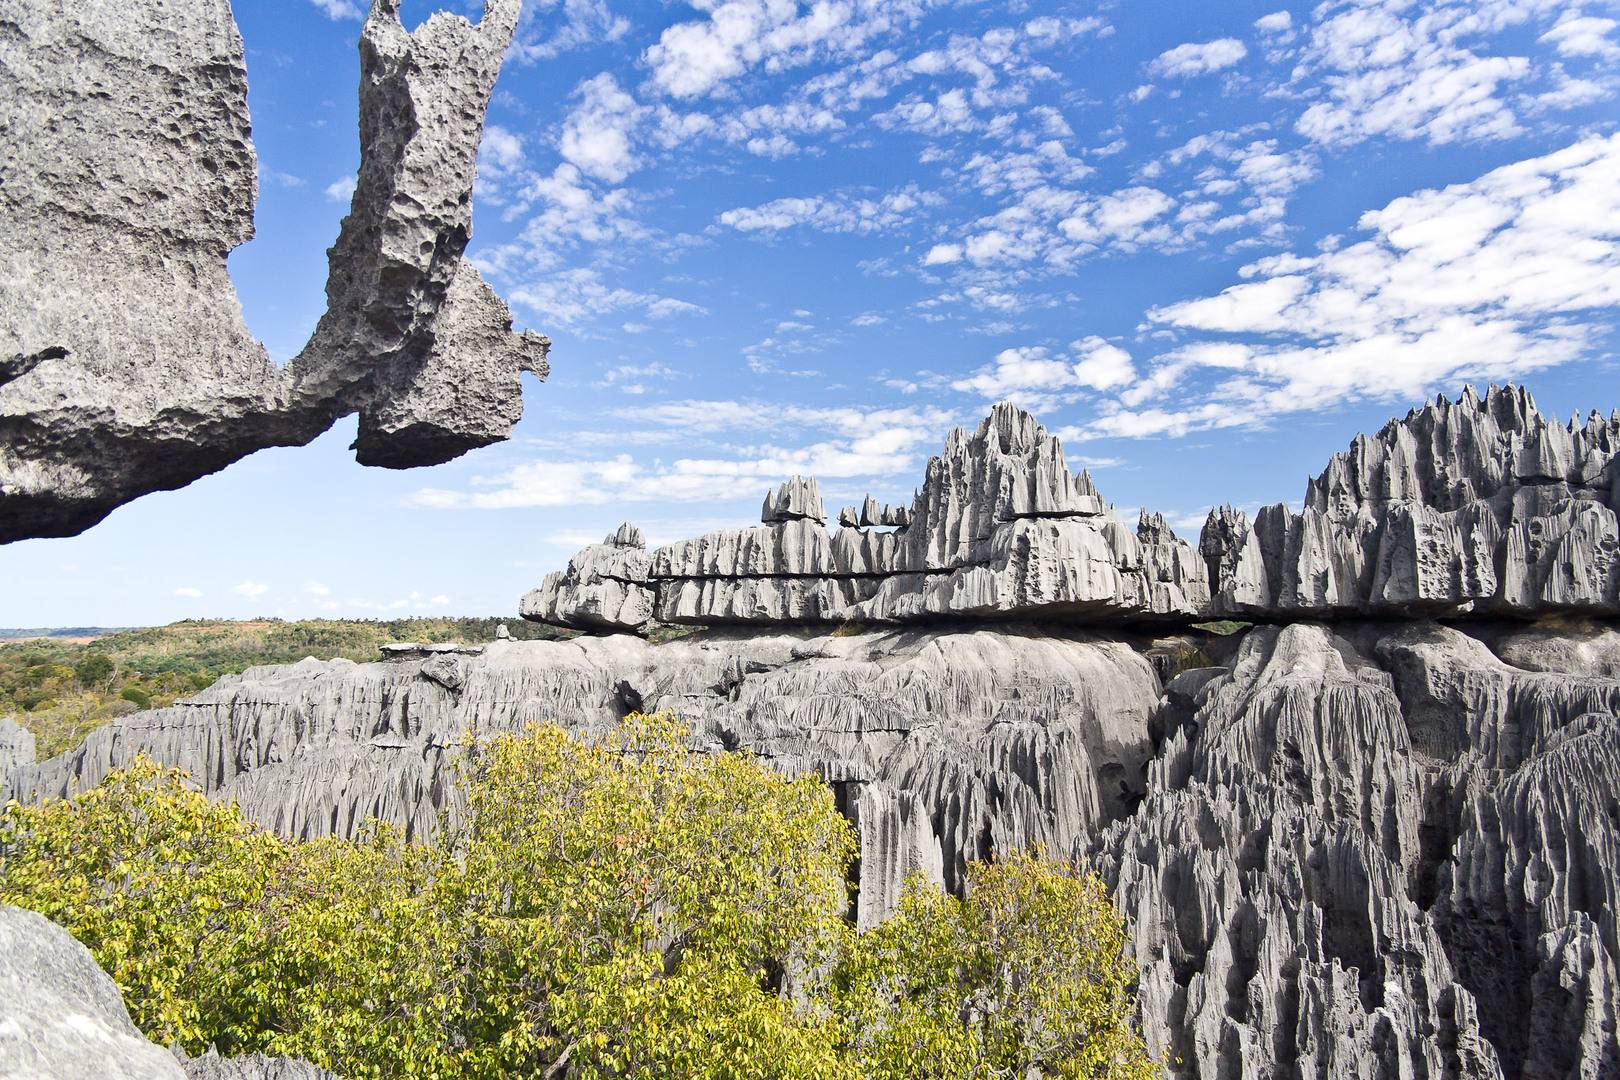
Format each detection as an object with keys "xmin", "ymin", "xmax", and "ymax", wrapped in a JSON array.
[
  {"xmin": 0, "ymin": 905, "xmax": 333, "ymax": 1079},
  {"xmin": 2, "ymin": 628, "xmax": 1161, "ymax": 930},
  {"xmin": 0, "ymin": 0, "xmax": 548, "ymax": 543},
  {"xmin": 525, "ymin": 403, "xmax": 1211, "ymax": 632},
  {"xmin": 1202, "ymin": 385, "xmax": 1620, "ymax": 619}
]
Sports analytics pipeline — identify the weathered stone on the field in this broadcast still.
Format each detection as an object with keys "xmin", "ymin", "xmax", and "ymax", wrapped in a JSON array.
[
  {"xmin": 1202, "ymin": 386, "xmax": 1620, "ymax": 619},
  {"xmin": 0, "ymin": 905, "xmax": 333, "ymax": 1080},
  {"xmin": 525, "ymin": 403, "xmax": 1210, "ymax": 632},
  {"xmin": 0, "ymin": 715, "xmax": 34, "ymax": 769},
  {"xmin": 761, "ymin": 476, "xmax": 827, "ymax": 524},
  {"xmin": 0, "ymin": 905, "xmax": 186, "ymax": 1079},
  {"xmin": 0, "ymin": 0, "xmax": 548, "ymax": 543}
]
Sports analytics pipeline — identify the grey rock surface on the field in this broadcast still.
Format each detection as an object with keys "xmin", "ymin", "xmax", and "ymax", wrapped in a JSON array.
[
  {"xmin": 5, "ymin": 613, "xmax": 1620, "ymax": 1076},
  {"xmin": 180, "ymin": 1051, "xmax": 337, "ymax": 1080},
  {"xmin": 0, "ymin": 904, "xmax": 187, "ymax": 1079},
  {"xmin": 1202, "ymin": 385, "xmax": 1620, "ymax": 619},
  {"xmin": 0, "ymin": 905, "xmax": 334, "ymax": 1080},
  {"xmin": 0, "ymin": 715, "xmax": 34, "ymax": 770},
  {"xmin": 0, "ymin": 0, "xmax": 547, "ymax": 543},
  {"xmin": 525, "ymin": 403, "xmax": 1211, "ymax": 632}
]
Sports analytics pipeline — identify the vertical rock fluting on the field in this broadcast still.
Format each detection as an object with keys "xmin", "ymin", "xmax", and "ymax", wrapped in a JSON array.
[
  {"xmin": 0, "ymin": 0, "xmax": 547, "ymax": 543},
  {"xmin": 1202, "ymin": 386, "xmax": 1620, "ymax": 619},
  {"xmin": 1, "ymin": 628, "xmax": 1161, "ymax": 929},
  {"xmin": 1092, "ymin": 619, "xmax": 1620, "ymax": 1078}
]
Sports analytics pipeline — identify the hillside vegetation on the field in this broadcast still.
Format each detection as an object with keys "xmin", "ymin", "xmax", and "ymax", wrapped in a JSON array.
[
  {"xmin": 0, "ymin": 618, "xmax": 575, "ymax": 757},
  {"xmin": 0, "ymin": 715, "xmax": 1155, "ymax": 1079}
]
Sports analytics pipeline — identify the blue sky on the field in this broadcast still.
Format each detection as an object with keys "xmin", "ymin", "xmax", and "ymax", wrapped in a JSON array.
[{"xmin": 4, "ymin": 0, "xmax": 1619, "ymax": 626}]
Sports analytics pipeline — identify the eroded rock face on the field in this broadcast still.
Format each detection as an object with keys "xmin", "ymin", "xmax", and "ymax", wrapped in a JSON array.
[
  {"xmin": 5, "ymin": 615, "xmax": 1620, "ymax": 1075},
  {"xmin": 1202, "ymin": 386, "xmax": 1620, "ymax": 619},
  {"xmin": 0, "ymin": 0, "xmax": 548, "ymax": 543},
  {"xmin": 2, "ymin": 628, "xmax": 1161, "ymax": 930},
  {"xmin": 525, "ymin": 403, "xmax": 1211, "ymax": 632},
  {"xmin": 0, "ymin": 905, "xmax": 334, "ymax": 1079}
]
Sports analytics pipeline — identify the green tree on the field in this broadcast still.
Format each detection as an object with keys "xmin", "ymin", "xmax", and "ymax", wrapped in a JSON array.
[
  {"xmin": 0, "ymin": 759, "xmax": 285, "ymax": 1049},
  {"xmin": 0, "ymin": 718, "xmax": 1158, "ymax": 1079},
  {"xmin": 73, "ymin": 651, "xmax": 115, "ymax": 688},
  {"xmin": 834, "ymin": 850, "xmax": 1158, "ymax": 1080}
]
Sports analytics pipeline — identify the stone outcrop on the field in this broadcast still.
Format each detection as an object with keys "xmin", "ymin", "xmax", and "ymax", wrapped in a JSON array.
[
  {"xmin": 2, "ymin": 628, "xmax": 1163, "ymax": 930},
  {"xmin": 524, "ymin": 403, "xmax": 1211, "ymax": 632},
  {"xmin": 0, "ymin": 0, "xmax": 548, "ymax": 543},
  {"xmin": 0, "ymin": 905, "xmax": 331, "ymax": 1079},
  {"xmin": 1202, "ymin": 385, "xmax": 1620, "ymax": 619}
]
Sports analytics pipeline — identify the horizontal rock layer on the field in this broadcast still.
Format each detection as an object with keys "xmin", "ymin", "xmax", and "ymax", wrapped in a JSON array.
[
  {"xmin": 0, "ymin": 0, "xmax": 547, "ymax": 543},
  {"xmin": 524, "ymin": 403, "xmax": 1211, "ymax": 632},
  {"xmin": 528, "ymin": 387, "xmax": 1618, "ymax": 633}
]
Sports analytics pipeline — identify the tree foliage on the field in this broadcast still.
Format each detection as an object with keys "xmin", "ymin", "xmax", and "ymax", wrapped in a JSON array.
[{"xmin": 0, "ymin": 715, "xmax": 1157, "ymax": 1079}]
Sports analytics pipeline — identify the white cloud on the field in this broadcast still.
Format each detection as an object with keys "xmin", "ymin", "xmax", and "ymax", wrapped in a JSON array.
[
  {"xmin": 323, "ymin": 176, "xmax": 356, "ymax": 203},
  {"xmin": 951, "ymin": 337, "xmax": 1137, "ymax": 408},
  {"xmin": 479, "ymin": 125, "xmax": 525, "ymax": 180},
  {"xmin": 559, "ymin": 73, "xmax": 643, "ymax": 183},
  {"xmin": 409, "ymin": 404, "xmax": 959, "ymax": 510},
  {"xmin": 645, "ymin": 0, "xmax": 929, "ymax": 99},
  {"xmin": 923, "ymin": 243, "xmax": 963, "ymax": 265},
  {"xmin": 1149, "ymin": 38, "xmax": 1247, "ymax": 77},
  {"xmin": 304, "ymin": 582, "xmax": 331, "ymax": 596},
  {"xmin": 233, "ymin": 581, "xmax": 269, "ymax": 599},
  {"xmin": 1255, "ymin": 11, "xmax": 1293, "ymax": 34},
  {"xmin": 511, "ymin": 0, "xmax": 631, "ymax": 62},
  {"xmin": 1289, "ymin": 0, "xmax": 1573, "ymax": 147},
  {"xmin": 310, "ymin": 0, "xmax": 362, "ymax": 21},
  {"xmin": 718, "ymin": 185, "xmax": 941, "ymax": 234},
  {"xmin": 506, "ymin": 268, "xmax": 705, "ymax": 330},
  {"xmin": 1077, "ymin": 133, "xmax": 1620, "ymax": 438},
  {"xmin": 173, "ymin": 587, "xmax": 203, "ymax": 599},
  {"xmin": 1540, "ymin": 14, "xmax": 1620, "ymax": 59}
]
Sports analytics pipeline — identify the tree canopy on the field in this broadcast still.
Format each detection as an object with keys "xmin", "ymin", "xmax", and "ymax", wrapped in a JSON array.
[{"xmin": 0, "ymin": 714, "xmax": 1157, "ymax": 1078}]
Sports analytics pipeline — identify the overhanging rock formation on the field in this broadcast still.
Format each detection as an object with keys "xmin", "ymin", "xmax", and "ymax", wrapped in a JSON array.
[
  {"xmin": 0, "ymin": 0, "xmax": 549, "ymax": 543},
  {"xmin": 522, "ymin": 403, "xmax": 1212, "ymax": 632}
]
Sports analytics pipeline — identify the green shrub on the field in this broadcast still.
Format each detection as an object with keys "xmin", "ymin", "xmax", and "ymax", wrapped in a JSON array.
[{"xmin": 0, "ymin": 716, "xmax": 1156, "ymax": 1079}]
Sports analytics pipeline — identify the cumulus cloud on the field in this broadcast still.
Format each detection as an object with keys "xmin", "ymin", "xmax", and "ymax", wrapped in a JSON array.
[
  {"xmin": 173, "ymin": 587, "xmax": 203, "ymax": 599},
  {"xmin": 233, "ymin": 581, "xmax": 269, "ymax": 599},
  {"xmin": 1149, "ymin": 38, "xmax": 1247, "ymax": 77},
  {"xmin": 718, "ymin": 185, "xmax": 941, "ymax": 234},
  {"xmin": 1539, "ymin": 14, "xmax": 1620, "ymax": 59},
  {"xmin": 1074, "ymin": 133, "xmax": 1620, "ymax": 438},
  {"xmin": 408, "ymin": 404, "xmax": 959, "ymax": 510},
  {"xmin": 1286, "ymin": 0, "xmax": 1597, "ymax": 147},
  {"xmin": 951, "ymin": 337, "xmax": 1136, "ymax": 408},
  {"xmin": 559, "ymin": 73, "xmax": 643, "ymax": 183},
  {"xmin": 310, "ymin": 0, "xmax": 362, "ymax": 21}
]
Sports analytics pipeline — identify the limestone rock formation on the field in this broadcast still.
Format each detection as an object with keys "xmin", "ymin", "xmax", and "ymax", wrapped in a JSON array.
[
  {"xmin": 0, "ymin": 0, "xmax": 548, "ymax": 543},
  {"xmin": 524, "ymin": 403, "xmax": 1211, "ymax": 632},
  {"xmin": 7, "ymin": 387, "xmax": 1620, "ymax": 1077},
  {"xmin": 2, "ymin": 627, "xmax": 1162, "ymax": 930},
  {"xmin": 0, "ymin": 715, "xmax": 34, "ymax": 769},
  {"xmin": 1202, "ymin": 386, "xmax": 1620, "ymax": 619},
  {"xmin": 0, "ymin": 905, "xmax": 332, "ymax": 1079}
]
